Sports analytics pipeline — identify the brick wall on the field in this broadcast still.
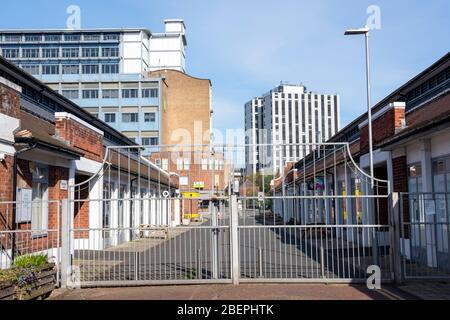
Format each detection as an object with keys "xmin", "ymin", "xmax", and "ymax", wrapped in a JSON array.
[
  {"xmin": 0, "ymin": 156, "xmax": 14, "ymax": 228},
  {"xmin": 0, "ymin": 82, "xmax": 20, "ymax": 118},
  {"xmin": 360, "ymin": 106, "xmax": 405, "ymax": 154},
  {"xmin": 56, "ymin": 116, "xmax": 103, "ymax": 162}
]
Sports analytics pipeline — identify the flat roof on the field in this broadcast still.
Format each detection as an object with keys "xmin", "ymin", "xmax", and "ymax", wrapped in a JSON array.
[{"xmin": 0, "ymin": 28, "xmax": 152, "ymax": 36}]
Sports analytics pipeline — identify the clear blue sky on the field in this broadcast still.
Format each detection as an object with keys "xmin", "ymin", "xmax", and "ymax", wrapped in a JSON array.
[{"xmin": 1, "ymin": 0, "xmax": 449, "ymax": 134}]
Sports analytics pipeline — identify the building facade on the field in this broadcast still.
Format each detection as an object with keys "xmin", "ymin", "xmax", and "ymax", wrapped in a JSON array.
[
  {"xmin": 0, "ymin": 19, "xmax": 187, "ymax": 153},
  {"xmin": 245, "ymin": 84, "xmax": 340, "ymax": 175},
  {"xmin": 272, "ymin": 52, "xmax": 450, "ymax": 271},
  {"xmin": 0, "ymin": 56, "xmax": 179, "ymax": 267}
]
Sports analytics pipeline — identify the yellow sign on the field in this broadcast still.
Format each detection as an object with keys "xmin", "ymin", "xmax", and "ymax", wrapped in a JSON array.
[{"xmin": 182, "ymin": 192, "xmax": 200, "ymax": 199}]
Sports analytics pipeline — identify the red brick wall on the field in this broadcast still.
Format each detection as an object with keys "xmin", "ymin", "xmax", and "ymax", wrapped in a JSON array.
[
  {"xmin": 56, "ymin": 117, "xmax": 103, "ymax": 162},
  {"xmin": 0, "ymin": 156, "xmax": 14, "ymax": 229},
  {"xmin": 0, "ymin": 83, "xmax": 20, "ymax": 118},
  {"xmin": 360, "ymin": 107, "xmax": 405, "ymax": 154}
]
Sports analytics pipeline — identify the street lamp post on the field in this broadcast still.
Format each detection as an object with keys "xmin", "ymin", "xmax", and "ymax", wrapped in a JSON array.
[{"xmin": 344, "ymin": 27, "xmax": 374, "ymax": 189}]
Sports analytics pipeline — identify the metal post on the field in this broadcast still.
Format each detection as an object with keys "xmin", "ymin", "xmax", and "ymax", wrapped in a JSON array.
[
  {"xmin": 365, "ymin": 32, "xmax": 374, "ymax": 190},
  {"xmin": 211, "ymin": 202, "xmax": 219, "ymax": 279},
  {"xmin": 389, "ymin": 192, "xmax": 403, "ymax": 285},
  {"xmin": 230, "ymin": 195, "xmax": 239, "ymax": 285},
  {"xmin": 60, "ymin": 198, "xmax": 70, "ymax": 288},
  {"xmin": 134, "ymin": 252, "xmax": 140, "ymax": 281}
]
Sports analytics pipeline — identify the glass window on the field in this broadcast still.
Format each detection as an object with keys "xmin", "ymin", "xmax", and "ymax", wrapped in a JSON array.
[
  {"xmin": 162, "ymin": 159, "xmax": 169, "ymax": 171},
  {"xmin": 103, "ymin": 34, "xmax": 119, "ymax": 41},
  {"xmin": 84, "ymin": 34, "xmax": 101, "ymax": 41},
  {"xmin": 82, "ymin": 47, "xmax": 99, "ymax": 57},
  {"xmin": 62, "ymin": 90, "xmax": 79, "ymax": 99},
  {"xmin": 43, "ymin": 48, "xmax": 59, "ymax": 58},
  {"xmin": 2, "ymin": 48, "xmax": 19, "ymax": 58},
  {"xmin": 4, "ymin": 34, "xmax": 22, "ymax": 42},
  {"xmin": 102, "ymin": 89, "xmax": 119, "ymax": 99},
  {"xmin": 142, "ymin": 137, "xmax": 158, "ymax": 146},
  {"xmin": 102, "ymin": 47, "xmax": 119, "ymax": 57},
  {"xmin": 42, "ymin": 65, "xmax": 59, "ymax": 75},
  {"xmin": 142, "ymin": 88, "xmax": 158, "ymax": 98},
  {"xmin": 31, "ymin": 165, "xmax": 48, "ymax": 233},
  {"xmin": 82, "ymin": 64, "xmax": 99, "ymax": 74},
  {"xmin": 102, "ymin": 64, "xmax": 119, "ymax": 74},
  {"xmin": 44, "ymin": 34, "xmax": 62, "ymax": 41},
  {"xmin": 24, "ymin": 35, "xmax": 41, "ymax": 42},
  {"xmin": 62, "ymin": 48, "xmax": 79, "ymax": 58},
  {"xmin": 104, "ymin": 113, "xmax": 116, "ymax": 123},
  {"xmin": 21, "ymin": 65, "xmax": 40, "ymax": 75},
  {"xmin": 62, "ymin": 64, "xmax": 79, "ymax": 74},
  {"xmin": 64, "ymin": 34, "xmax": 81, "ymax": 41},
  {"xmin": 22, "ymin": 48, "xmax": 40, "ymax": 58},
  {"xmin": 122, "ymin": 89, "xmax": 138, "ymax": 98},
  {"xmin": 82, "ymin": 89, "xmax": 98, "ymax": 99},
  {"xmin": 144, "ymin": 112, "xmax": 156, "ymax": 122},
  {"xmin": 122, "ymin": 113, "xmax": 138, "ymax": 123}
]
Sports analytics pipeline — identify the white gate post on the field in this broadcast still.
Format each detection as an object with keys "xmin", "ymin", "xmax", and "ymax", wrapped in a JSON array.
[
  {"xmin": 230, "ymin": 195, "xmax": 240, "ymax": 285},
  {"xmin": 389, "ymin": 192, "xmax": 403, "ymax": 284},
  {"xmin": 60, "ymin": 198, "xmax": 70, "ymax": 288}
]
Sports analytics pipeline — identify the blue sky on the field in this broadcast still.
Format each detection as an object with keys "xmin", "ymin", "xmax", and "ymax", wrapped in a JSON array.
[{"xmin": 1, "ymin": 0, "xmax": 449, "ymax": 134}]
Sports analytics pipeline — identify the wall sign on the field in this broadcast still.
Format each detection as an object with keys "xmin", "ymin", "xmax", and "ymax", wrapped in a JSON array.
[
  {"xmin": 60, "ymin": 180, "xmax": 68, "ymax": 190},
  {"xmin": 16, "ymin": 188, "xmax": 32, "ymax": 223}
]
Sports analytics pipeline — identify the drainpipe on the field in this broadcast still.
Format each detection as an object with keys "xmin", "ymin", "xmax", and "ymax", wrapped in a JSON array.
[{"xmin": 11, "ymin": 143, "xmax": 37, "ymax": 261}]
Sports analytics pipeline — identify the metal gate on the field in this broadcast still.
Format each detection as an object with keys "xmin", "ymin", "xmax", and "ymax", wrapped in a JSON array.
[{"xmin": 59, "ymin": 142, "xmax": 395, "ymax": 287}]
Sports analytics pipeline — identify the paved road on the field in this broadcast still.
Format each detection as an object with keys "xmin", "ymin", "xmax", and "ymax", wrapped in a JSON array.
[{"xmin": 50, "ymin": 283, "xmax": 400, "ymax": 300}]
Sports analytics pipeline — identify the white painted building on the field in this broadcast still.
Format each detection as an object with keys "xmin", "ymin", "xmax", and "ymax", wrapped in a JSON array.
[{"xmin": 245, "ymin": 84, "xmax": 340, "ymax": 175}]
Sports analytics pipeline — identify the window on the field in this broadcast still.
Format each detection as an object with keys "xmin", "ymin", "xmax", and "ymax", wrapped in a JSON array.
[
  {"xmin": 44, "ymin": 34, "xmax": 61, "ymax": 42},
  {"xmin": 122, "ymin": 89, "xmax": 138, "ymax": 98},
  {"xmin": 141, "ymin": 137, "xmax": 158, "ymax": 146},
  {"xmin": 64, "ymin": 34, "xmax": 81, "ymax": 41},
  {"xmin": 183, "ymin": 158, "xmax": 190, "ymax": 170},
  {"xmin": 122, "ymin": 113, "xmax": 138, "ymax": 123},
  {"xmin": 82, "ymin": 89, "xmax": 98, "ymax": 99},
  {"xmin": 62, "ymin": 48, "xmax": 79, "ymax": 58},
  {"xmin": 102, "ymin": 181, "xmax": 114, "ymax": 230},
  {"xmin": 42, "ymin": 48, "xmax": 59, "ymax": 58},
  {"xmin": 102, "ymin": 89, "xmax": 119, "ymax": 99},
  {"xmin": 22, "ymin": 48, "xmax": 40, "ymax": 58},
  {"xmin": 104, "ymin": 113, "xmax": 116, "ymax": 123},
  {"xmin": 84, "ymin": 34, "xmax": 101, "ymax": 41},
  {"xmin": 24, "ymin": 35, "xmax": 41, "ymax": 42},
  {"xmin": 102, "ymin": 47, "xmax": 119, "ymax": 57},
  {"xmin": 31, "ymin": 165, "xmax": 48, "ymax": 233},
  {"xmin": 62, "ymin": 90, "xmax": 79, "ymax": 99},
  {"xmin": 82, "ymin": 47, "xmax": 99, "ymax": 57},
  {"xmin": 162, "ymin": 159, "xmax": 169, "ymax": 171},
  {"xmin": 82, "ymin": 64, "xmax": 99, "ymax": 74},
  {"xmin": 2, "ymin": 49, "xmax": 19, "ymax": 58},
  {"xmin": 4, "ymin": 35, "xmax": 22, "ymax": 42},
  {"xmin": 201, "ymin": 159, "xmax": 208, "ymax": 170},
  {"xmin": 142, "ymin": 88, "xmax": 158, "ymax": 98},
  {"xmin": 42, "ymin": 65, "xmax": 59, "ymax": 75},
  {"xmin": 22, "ymin": 65, "xmax": 40, "ymax": 75},
  {"xmin": 102, "ymin": 64, "xmax": 119, "ymax": 74},
  {"xmin": 103, "ymin": 34, "xmax": 119, "ymax": 41},
  {"xmin": 62, "ymin": 64, "xmax": 79, "ymax": 74},
  {"xmin": 144, "ymin": 112, "xmax": 156, "ymax": 122}
]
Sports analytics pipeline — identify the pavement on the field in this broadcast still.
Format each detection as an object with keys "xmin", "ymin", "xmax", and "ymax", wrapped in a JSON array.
[
  {"xmin": 398, "ymin": 280, "xmax": 450, "ymax": 300},
  {"xmin": 49, "ymin": 283, "xmax": 408, "ymax": 300}
]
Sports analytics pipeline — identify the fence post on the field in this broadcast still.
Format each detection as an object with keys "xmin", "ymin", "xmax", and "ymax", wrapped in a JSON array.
[
  {"xmin": 230, "ymin": 195, "xmax": 239, "ymax": 285},
  {"xmin": 389, "ymin": 192, "xmax": 403, "ymax": 285},
  {"xmin": 60, "ymin": 198, "xmax": 70, "ymax": 288}
]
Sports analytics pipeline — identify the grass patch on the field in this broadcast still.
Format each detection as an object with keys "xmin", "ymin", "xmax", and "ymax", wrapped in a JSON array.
[{"xmin": 13, "ymin": 254, "xmax": 49, "ymax": 269}]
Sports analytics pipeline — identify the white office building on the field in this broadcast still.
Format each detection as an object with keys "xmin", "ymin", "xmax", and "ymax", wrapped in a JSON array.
[
  {"xmin": 245, "ymin": 84, "xmax": 340, "ymax": 175},
  {"xmin": 0, "ymin": 19, "xmax": 187, "ymax": 152}
]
